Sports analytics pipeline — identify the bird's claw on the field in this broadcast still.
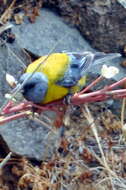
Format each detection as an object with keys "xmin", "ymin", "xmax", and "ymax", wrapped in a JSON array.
[{"xmin": 63, "ymin": 94, "xmax": 72, "ymax": 105}]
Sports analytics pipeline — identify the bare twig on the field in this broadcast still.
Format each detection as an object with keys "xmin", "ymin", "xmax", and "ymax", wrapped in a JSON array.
[
  {"xmin": 0, "ymin": 152, "xmax": 12, "ymax": 169},
  {"xmin": 0, "ymin": 0, "xmax": 16, "ymax": 23},
  {"xmin": 78, "ymin": 75, "xmax": 104, "ymax": 94},
  {"xmin": 0, "ymin": 22, "xmax": 13, "ymax": 35},
  {"xmin": 0, "ymin": 111, "xmax": 31, "ymax": 125},
  {"xmin": 121, "ymin": 98, "xmax": 126, "ymax": 127},
  {"xmin": 82, "ymin": 105, "xmax": 126, "ymax": 188}
]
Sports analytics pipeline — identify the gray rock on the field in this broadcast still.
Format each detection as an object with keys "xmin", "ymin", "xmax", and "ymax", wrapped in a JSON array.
[
  {"xmin": 0, "ymin": 118, "xmax": 59, "ymax": 160},
  {"xmin": 12, "ymin": 9, "xmax": 93, "ymax": 55},
  {"xmin": 43, "ymin": 0, "xmax": 126, "ymax": 54},
  {"xmin": 0, "ymin": 9, "xmax": 124, "ymax": 160}
]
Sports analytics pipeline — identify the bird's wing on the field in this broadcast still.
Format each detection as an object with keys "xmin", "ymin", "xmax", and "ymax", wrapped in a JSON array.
[
  {"xmin": 57, "ymin": 52, "xmax": 121, "ymax": 87},
  {"xmin": 56, "ymin": 52, "xmax": 94, "ymax": 87}
]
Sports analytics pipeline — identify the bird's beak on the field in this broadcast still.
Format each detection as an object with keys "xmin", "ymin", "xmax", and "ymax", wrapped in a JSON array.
[{"xmin": 11, "ymin": 83, "xmax": 23, "ymax": 93}]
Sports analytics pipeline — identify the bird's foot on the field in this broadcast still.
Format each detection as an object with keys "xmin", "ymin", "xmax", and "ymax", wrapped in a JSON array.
[{"xmin": 63, "ymin": 94, "xmax": 72, "ymax": 105}]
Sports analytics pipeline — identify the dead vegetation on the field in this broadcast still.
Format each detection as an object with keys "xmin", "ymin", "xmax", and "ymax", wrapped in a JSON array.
[
  {"xmin": 0, "ymin": 0, "xmax": 42, "ymax": 24},
  {"xmin": 0, "ymin": 102, "xmax": 126, "ymax": 190}
]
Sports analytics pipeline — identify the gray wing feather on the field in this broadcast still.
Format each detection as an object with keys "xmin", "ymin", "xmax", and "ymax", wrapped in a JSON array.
[
  {"xmin": 57, "ymin": 52, "xmax": 121, "ymax": 87},
  {"xmin": 57, "ymin": 52, "xmax": 94, "ymax": 87}
]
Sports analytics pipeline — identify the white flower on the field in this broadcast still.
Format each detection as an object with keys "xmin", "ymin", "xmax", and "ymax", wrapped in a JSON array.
[
  {"xmin": 101, "ymin": 65, "xmax": 119, "ymax": 79},
  {"xmin": 4, "ymin": 93, "xmax": 12, "ymax": 100},
  {"xmin": 6, "ymin": 73, "xmax": 17, "ymax": 87}
]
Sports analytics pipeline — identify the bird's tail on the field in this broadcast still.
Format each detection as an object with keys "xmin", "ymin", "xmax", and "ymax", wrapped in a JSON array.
[
  {"xmin": 93, "ymin": 52, "xmax": 121, "ymax": 65},
  {"xmin": 78, "ymin": 52, "xmax": 121, "ymax": 76}
]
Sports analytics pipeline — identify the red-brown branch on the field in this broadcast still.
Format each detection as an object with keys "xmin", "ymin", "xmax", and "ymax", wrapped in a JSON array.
[
  {"xmin": 0, "ymin": 112, "xmax": 29, "ymax": 125},
  {"xmin": 0, "ymin": 77, "xmax": 126, "ymax": 125}
]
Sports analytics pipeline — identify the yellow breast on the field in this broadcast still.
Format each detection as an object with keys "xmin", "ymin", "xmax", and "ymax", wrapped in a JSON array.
[
  {"xmin": 42, "ymin": 84, "xmax": 68, "ymax": 104},
  {"xmin": 26, "ymin": 53, "xmax": 70, "ymax": 104}
]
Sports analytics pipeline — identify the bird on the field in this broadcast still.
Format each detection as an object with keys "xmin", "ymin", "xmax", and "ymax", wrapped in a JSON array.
[{"xmin": 19, "ymin": 51, "xmax": 121, "ymax": 104}]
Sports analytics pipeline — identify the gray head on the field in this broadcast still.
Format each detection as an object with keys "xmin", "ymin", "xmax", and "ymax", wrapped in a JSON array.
[{"xmin": 19, "ymin": 72, "xmax": 48, "ymax": 104}]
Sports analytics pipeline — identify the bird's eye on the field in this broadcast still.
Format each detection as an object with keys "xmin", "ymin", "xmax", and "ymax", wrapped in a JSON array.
[
  {"xmin": 24, "ymin": 83, "xmax": 35, "ymax": 90},
  {"xmin": 71, "ymin": 63, "xmax": 78, "ymax": 68}
]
